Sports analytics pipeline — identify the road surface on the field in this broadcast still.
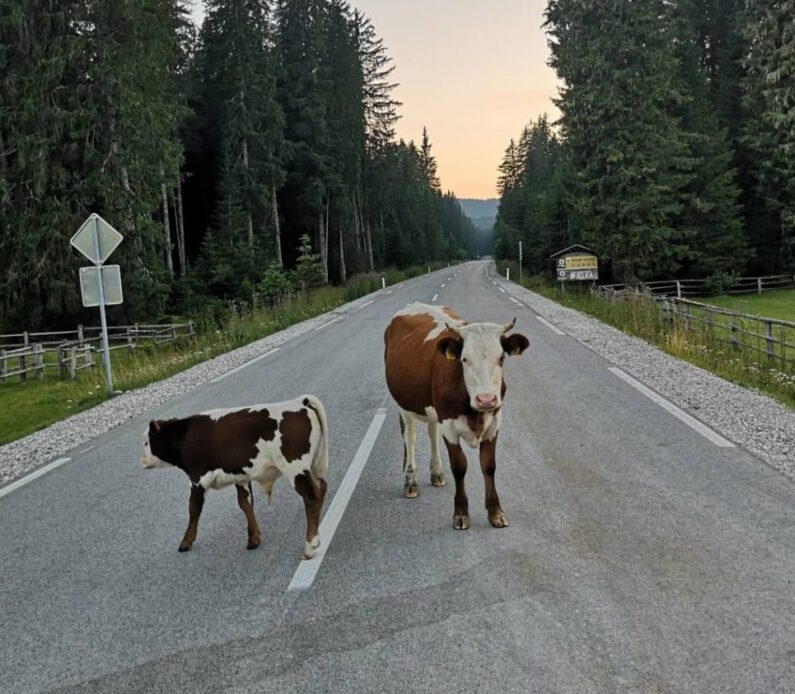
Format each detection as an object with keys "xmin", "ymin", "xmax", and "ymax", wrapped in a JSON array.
[{"xmin": 1, "ymin": 261, "xmax": 793, "ymax": 693}]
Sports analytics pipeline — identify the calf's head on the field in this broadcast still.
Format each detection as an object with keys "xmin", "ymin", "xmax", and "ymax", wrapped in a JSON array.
[
  {"xmin": 438, "ymin": 318, "xmax": 529, "ymax": 413},
  {"xmin": 140, "ymin": 420, "xmax": 174, "ymax": 469}
]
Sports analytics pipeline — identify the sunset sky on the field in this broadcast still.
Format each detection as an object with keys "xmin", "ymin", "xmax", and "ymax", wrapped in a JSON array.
[{"xmin": 191, "ymin": 1, "xmax": 560, "ymax": 199}]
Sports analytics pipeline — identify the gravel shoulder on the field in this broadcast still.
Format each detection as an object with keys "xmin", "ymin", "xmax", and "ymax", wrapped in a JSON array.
[
  {"xmin": 495, "ymin": 275, "xmax": 794, "ymax": 481},
  {"xmin": 0, "ymin": 292, "xmax": 379, "ymax": 487}
]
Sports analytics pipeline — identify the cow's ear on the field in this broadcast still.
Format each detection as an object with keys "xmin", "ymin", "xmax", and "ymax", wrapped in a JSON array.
[
  {"xmin": 437, "ymin": 336, "xmax": 463, "ymax": 361},
  {"xmin": 149, "ymin": 420, "xmax": 160, "ymax": 435},
  {"xmin": 501, "ymin": 333, "xmax": 529, "ymax": 356}
]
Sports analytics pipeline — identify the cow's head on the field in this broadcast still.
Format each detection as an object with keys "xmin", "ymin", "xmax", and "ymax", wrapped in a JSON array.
[
  {"xmin": 437, "ymin": 318, "xmax": 529, "ymax": 413},
  {"xmin": 140, "ymin": 420, "xmax": 173, "ymax": 469}
]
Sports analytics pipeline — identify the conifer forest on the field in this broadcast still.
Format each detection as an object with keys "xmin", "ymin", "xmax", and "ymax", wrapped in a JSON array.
[{"xmin": 0, "ymin": 0, "xmax": 482, "ymax": 331}]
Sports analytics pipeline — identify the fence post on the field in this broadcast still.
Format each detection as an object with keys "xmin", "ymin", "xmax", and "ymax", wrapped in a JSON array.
[
  {"xmin": 19, "ymin": 348, "xmax": 26, "ymax": 383},
  {"xmin": 172, "ymin": 324, "xmax": 177, "ymax": 342},
  {"xmin": 57, "ymin": 346, "xmax": 65, "ymax": 379},
  {"xmin": 0, "ymin": 349, "xmax": 6, "ymax": 384},
  {"xmin": 85, "ymin": 344, "xmax": 94, "ymax": 370},
  {"xmin": 685, "ymin": 303, "xmax": 692, "ymax": 331},
  {"xmin": 126, "ymin": 325, "xmax": 133, "ymax": 347},
  {"xmin": 676, "ymin": 280, "xmax": 682, "ymax": 299},
  {"xmin": 23, "ymin": 331, "xmax": 29, "ymax": 348},
  {"xmin": 730, "ymin": 314, "xmax": 739, "ymax": 350},
  {"xmin": 662, "ymin": 299, "xmax": 670, "ymax": 323},
  {"xmin": 70, "ymin": 346, "xmax": 77, "ymax": 380},
  {"xmin": 77, "ymin": 325, "xmax": 84, "ymax": 346},
  {"xmin": 757, "ymin": 277, "xmax": 763, "ymax": 295},
  {"xmin": 188, "ymin": 321, "xmax": 195, "ymax": 341},
  {"xmin": 765, "ymin": 321, "xmax": 775, "ymax": 362},
  {"xmin": 34, "ymin": 343, "xmax": 44, "ymax": 380}
]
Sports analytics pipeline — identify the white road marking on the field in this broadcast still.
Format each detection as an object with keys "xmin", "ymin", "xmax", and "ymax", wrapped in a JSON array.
[
  {"xmin": 441, "ymin": 283, "xmax": 445, "ymax": 288},
  {"xmin": 432, "ymin": 294, "xmax": 438, "ymax": 302},
  {"xmin": 79, "ymin": 444, "xmax": 95, "ymax": 454},
  {"xmin": 536, "ymin": 316, "xmax": 566, "ymax": 336},
  {"xmin": 510, "ymin": 297, "xmax": 522, "ymax": 305},
  {"xmin": 608, "ymin": 367, "xmax": 735, "ymax": 448},
  {"xmin": 498, "ymin": 287, "xmax": 506, "ymax": 294},
  {"xmin": 315, "ymin": 316, "xmax": 343, "ymax": 331},
  {"xmin": 0, "ymin": 458, "xmax": 71, "ymax": 499},
  {"xmin": 288, "ymin": 408, "xmax": 388, "ymax": 591},
  {"xmin": 356, "ymin": 300, "xmax": 375, "ymax": 310},
  {"xmin": 210, "ymin": 348, "xmax": 280, "ymax": 383}
]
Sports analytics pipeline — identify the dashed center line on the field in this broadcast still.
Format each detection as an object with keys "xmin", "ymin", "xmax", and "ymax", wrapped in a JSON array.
[
  {"xmin": 498, "ymin": 287, "xmax": 506, "ymax": 294},
  {"xmin": 287, "ymin": 407, "xmax": 388, "ymax": 592},
  {"xmin": 0, "ymin": 458, "xmax": 71, "ymax": 499},
  {"xmin": 510, "ymin": 297, "xmax": 522, "ymax": 305},
  {"xmin": 608, "ymin": 367, "xmax": 735, "ymax": 448},
  {"xmin": 432, "ymin": 294, "xmax": 438, "ymax": 302},
  {"xmin": 210, "ymin": 348, "xmax": 281, "ymax": 383},
  {"xmin": 441, "ymin": 283, "xmax": 445, "ymax": 288}
]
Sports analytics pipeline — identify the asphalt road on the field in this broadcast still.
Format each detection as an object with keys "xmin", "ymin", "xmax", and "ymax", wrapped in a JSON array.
[{"xmin": 1, "ymin": 261, "xmax": 793, "ymax": 693}]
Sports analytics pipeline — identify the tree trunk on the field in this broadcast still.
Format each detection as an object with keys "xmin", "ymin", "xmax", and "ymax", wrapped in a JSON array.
[
  {"xmin": 379, "ymin": 211, "xmax": 386, "ymax": 262},
  {"xmin": 159, "ymin": 167, "xmax": 173, "ymax": 276},
  {"xmin": 318, "ymin": 210, "xmax": 328, "ymax": 284},
  {"xmin": 272, "ymin": 185, "xmax": 283, "ymax": 268},
  {"xmin": 339, "ymin": 214, "xmax": 346, "ymax": 283},
  {"xmin": 242, "ymin": 138, "xmax": 253, "ymax": 247},
  {"xmin": 365, "ymin": 215, "xmax": 374, "ymax": 271},
  {"xmin": 175, "ymin": 182, "xmax": 186, "ymax": 275}
]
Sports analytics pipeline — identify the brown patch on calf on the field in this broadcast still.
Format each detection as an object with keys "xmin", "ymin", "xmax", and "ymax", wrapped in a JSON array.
[
  {"xmin": 279, "ymin": 409, "xmax": 313, "ymax": 462},
  {"xmin": 294, "ymin": 471, "xmax": 327, "ymax": 547}
]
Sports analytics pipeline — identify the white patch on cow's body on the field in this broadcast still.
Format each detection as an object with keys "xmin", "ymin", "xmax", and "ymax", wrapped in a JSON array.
[
  {"xmin": 440, "ymin": 410, "xmax": 501, "ymax": 450},
  {"xmin": 395, "ymin": 302, "xmax": 466, "ymax": 342}
]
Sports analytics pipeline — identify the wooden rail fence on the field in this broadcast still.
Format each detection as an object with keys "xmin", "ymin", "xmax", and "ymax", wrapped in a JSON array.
[
  {"xmin": 596, "ymin": 274, "xmax": 794, "ymax": 298},
  {"xmin": 592, "ymin": 288, "xmax": 794, "ymax": 370},
  {"xmin": 0, "ymin": 322, "xmax": 195, "ymax": 384}
]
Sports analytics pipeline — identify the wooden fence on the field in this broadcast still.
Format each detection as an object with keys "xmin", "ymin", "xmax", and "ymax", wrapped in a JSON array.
[
  {"xmin": 596, "ymin": 274, "xmax": 794, "ymax": 298},
  {"xmin": 593, "ymin": 289, "xmax": 794, "ymax": 371},
  {"xmin": 0, "ymin": 322, "xmax": 195, "ymax": 384}
]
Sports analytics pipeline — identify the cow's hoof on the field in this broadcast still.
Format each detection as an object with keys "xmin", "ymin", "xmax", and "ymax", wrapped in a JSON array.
[
  {"xmin": 488, "ymin": 510, "xmax": 509, "ymax": 528},
  {"xmin": 404, "ymin": 483, "xmax": 419, "ymax": 498},
  {"xmin": 430, "ymin": 472, "xmax": 447, "ymax": 487},
  {"xmin": 178, "ymin": 542, "xmax": 193, "ymax": 552},
  {"xmin": 453, "ymin": 514, "xmax": 471, "ymax": 530},
  {"xmin": 247, "ymin": 537, "xmax": 261, "ymax": 550},
  {"xmin": 302, "ymin": 535, "xmax": 321, "ymax": 560}
]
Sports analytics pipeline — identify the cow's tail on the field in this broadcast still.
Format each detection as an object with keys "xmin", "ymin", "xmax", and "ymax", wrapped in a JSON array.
[{"xmin": 303, "ymin": 395, "xmax": 329, "ymax": 481}]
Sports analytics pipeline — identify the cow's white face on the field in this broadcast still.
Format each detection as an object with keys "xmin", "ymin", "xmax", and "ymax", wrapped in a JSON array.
[
  {"xmin": 440, "ymin": 320, "xmax": 529, "ymax": 413},
  {"xmin": 140, "ymin": 429, "xmax": 171, "ymax": 469}
]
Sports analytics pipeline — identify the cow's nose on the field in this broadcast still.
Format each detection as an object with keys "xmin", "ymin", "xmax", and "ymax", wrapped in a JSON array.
[{"xmin": 475, "ymin": 394, "xmax": 498, "ymax": 410}]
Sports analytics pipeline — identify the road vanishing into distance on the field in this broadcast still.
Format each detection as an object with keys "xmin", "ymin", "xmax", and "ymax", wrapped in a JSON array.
[{"xmin": 1, "ymin": 261, "xmax": 793, "ymax": 693}]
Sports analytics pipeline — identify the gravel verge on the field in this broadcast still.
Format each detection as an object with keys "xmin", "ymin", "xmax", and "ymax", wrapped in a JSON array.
[
  {"xmin": 495, "ymin": 275, "xmax": 794, "ymax": 481},
  {"xmin": 0, "ymin": 291, "xmax": 380, "ymax": 487}
]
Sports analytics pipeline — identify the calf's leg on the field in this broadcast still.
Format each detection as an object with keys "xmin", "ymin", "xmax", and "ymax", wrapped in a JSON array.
[
  {"xmin": 236, "ymin": 482, "xmax": 261, "ymax": 549},
  {"xmin": 480, "ymin": 434, "xmax": 508, "ymax": 528},
  {"xmin": 294, "ymin": 471, "xmax": 327, "ymax": 560},
  {"xmin": 444, "ymin": 439, "xmax": 470, "ymax": 530},
  {"xmin": 179, "ymin": 483, "xmax": 205, "ymax": 552}
]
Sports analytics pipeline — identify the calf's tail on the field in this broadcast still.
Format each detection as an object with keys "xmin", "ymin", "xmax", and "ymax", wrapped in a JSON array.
[{"xmin": 302, "ymin": 395, "xmax": 329, "ymax": 480}]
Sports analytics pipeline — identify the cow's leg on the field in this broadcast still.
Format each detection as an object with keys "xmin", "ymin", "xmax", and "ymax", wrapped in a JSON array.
[
  {"xmin": 480, "ymin": 432, "xmax": 508, "ymax": 528},
  {"xmin": 428, "ymin": 419, "xmax": 446, "ymax": 487},
  {"xmin": 236, "ymin": 483, "xmax": 261, "ymax": 549},
  {"xmin": 399, "ymin": 409, "xmax": 419, "ymax": 498},
  {"xmin": 444, "ymin": 438, "xmax": 470, "ymax": 530},
  {"xmin": 294, "ymin": 471, "xmax": 327, "ymax": 560},
  {"xmin": 179, "ymin": 483, "xmax": 205, "ymax": 552}
]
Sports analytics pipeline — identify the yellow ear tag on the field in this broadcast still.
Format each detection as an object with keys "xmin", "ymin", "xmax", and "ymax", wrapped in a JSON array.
[{"xmin": 445, "ymin": 346, "xmax": 457, "ymax": 361}]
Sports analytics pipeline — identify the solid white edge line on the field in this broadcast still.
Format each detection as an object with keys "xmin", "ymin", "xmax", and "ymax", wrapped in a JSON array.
[
  {"xmin": 210, "ymin": 348, "xmax": 280, "ymax": 383},
  {"xmin": 432, "ymin": 294, "xmax": 438, "ymax": 302},
  {"xmin": 608, "ymin": 367, "xmax": 735, "ymax": 448},
  {"xmin": 356, "ymin": 300, "xmax": 375, "ymax": 310},
  {"xmin": 288, "ymin": 408, "xmax": 388, "ymax": 591},
  {"xmin": 0, "ymin": 458, "xmax": 71, "ymax": 499},
  {"xmin": 315, "ymin": 316, "xmax": 343, "ymax": 332},
  {"xmin": 536, "ymin": 316, "xmax": 566, "ymax": 336},
  {"xmin": 510, "ymin": 298, "xmax": 521, "ymax": 305}
]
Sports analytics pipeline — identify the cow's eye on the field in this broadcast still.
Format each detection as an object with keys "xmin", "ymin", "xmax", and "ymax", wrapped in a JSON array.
[{"xmin": 461, "ymin": 357, "xmax": 469, "ymax": 365}]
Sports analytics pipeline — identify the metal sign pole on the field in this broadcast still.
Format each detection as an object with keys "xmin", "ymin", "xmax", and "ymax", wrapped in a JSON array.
[
  {"xmin": 518, "ymin": 241, "xmax": 523, "ymax": 285},
  {"xmin": 92, "ymin": 216, "xmax": 114, "ymax": 394}
]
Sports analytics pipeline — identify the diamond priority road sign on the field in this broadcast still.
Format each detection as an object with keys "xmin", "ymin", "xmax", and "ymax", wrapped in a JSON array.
[
  {"xmin": 70, "ymin": 213, "xmax": 123, "ymax": 394},
  {"xmin": 70, "ymin": 213, "xmax": 123, "ymax": 265},
  {"xmin": 79, "ymin": 265, "xmax": 123, "ymax": 307}
]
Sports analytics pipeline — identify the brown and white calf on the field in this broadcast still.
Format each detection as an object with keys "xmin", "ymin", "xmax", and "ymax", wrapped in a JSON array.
[
  {"xmin": 384, "ymin": 303, "xmax": 529, "ymax": 529},
  {"xmin": 140, "ymin": 395, "xmax": 328, "ymax": 559}
]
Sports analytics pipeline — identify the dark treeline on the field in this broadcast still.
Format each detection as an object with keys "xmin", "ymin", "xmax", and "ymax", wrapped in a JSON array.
[
  {"xmin": 0, "ymin": 0, "xmax": 478, "ymax": 331},
  {"xmin": 496, "ymin": 1, "xmax": 795, "ymax": 283}
]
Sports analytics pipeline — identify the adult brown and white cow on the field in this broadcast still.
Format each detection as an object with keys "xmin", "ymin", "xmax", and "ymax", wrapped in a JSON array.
[
  {"xmin": 384, "ymin": 303, "xmax": 529, "ymax": 529},
  {"xmin": 140, "ymin": 395, "xmax": 328, "ymax": 559}
]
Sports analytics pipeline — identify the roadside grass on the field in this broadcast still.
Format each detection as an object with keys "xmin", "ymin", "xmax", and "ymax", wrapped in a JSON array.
[
  {"xmin": 514, "ymin": 279, "xmax": 794, "ymax": 408},
  {"xmin": 700, "ymin": 289, "xmax": 795, "ymax": 322},
  {"xmin": 0, "ymin": 261, "xmax": 456, "ymax": 446}
]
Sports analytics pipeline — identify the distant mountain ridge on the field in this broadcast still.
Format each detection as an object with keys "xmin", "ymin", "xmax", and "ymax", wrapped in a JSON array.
[{"xmin": 458, "ymin": 198, "xmax": 499, "ymax": 220}]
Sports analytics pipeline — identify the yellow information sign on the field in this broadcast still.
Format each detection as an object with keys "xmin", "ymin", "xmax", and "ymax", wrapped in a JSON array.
[{"xmin": 564, "ymin": 254, "xmax": 598, "ymax": 270}]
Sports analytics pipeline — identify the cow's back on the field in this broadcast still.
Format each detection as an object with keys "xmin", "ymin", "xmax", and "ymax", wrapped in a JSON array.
[{"xmin": 384, "ymin": 304, "xmax": 464, "ymax": 417}]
